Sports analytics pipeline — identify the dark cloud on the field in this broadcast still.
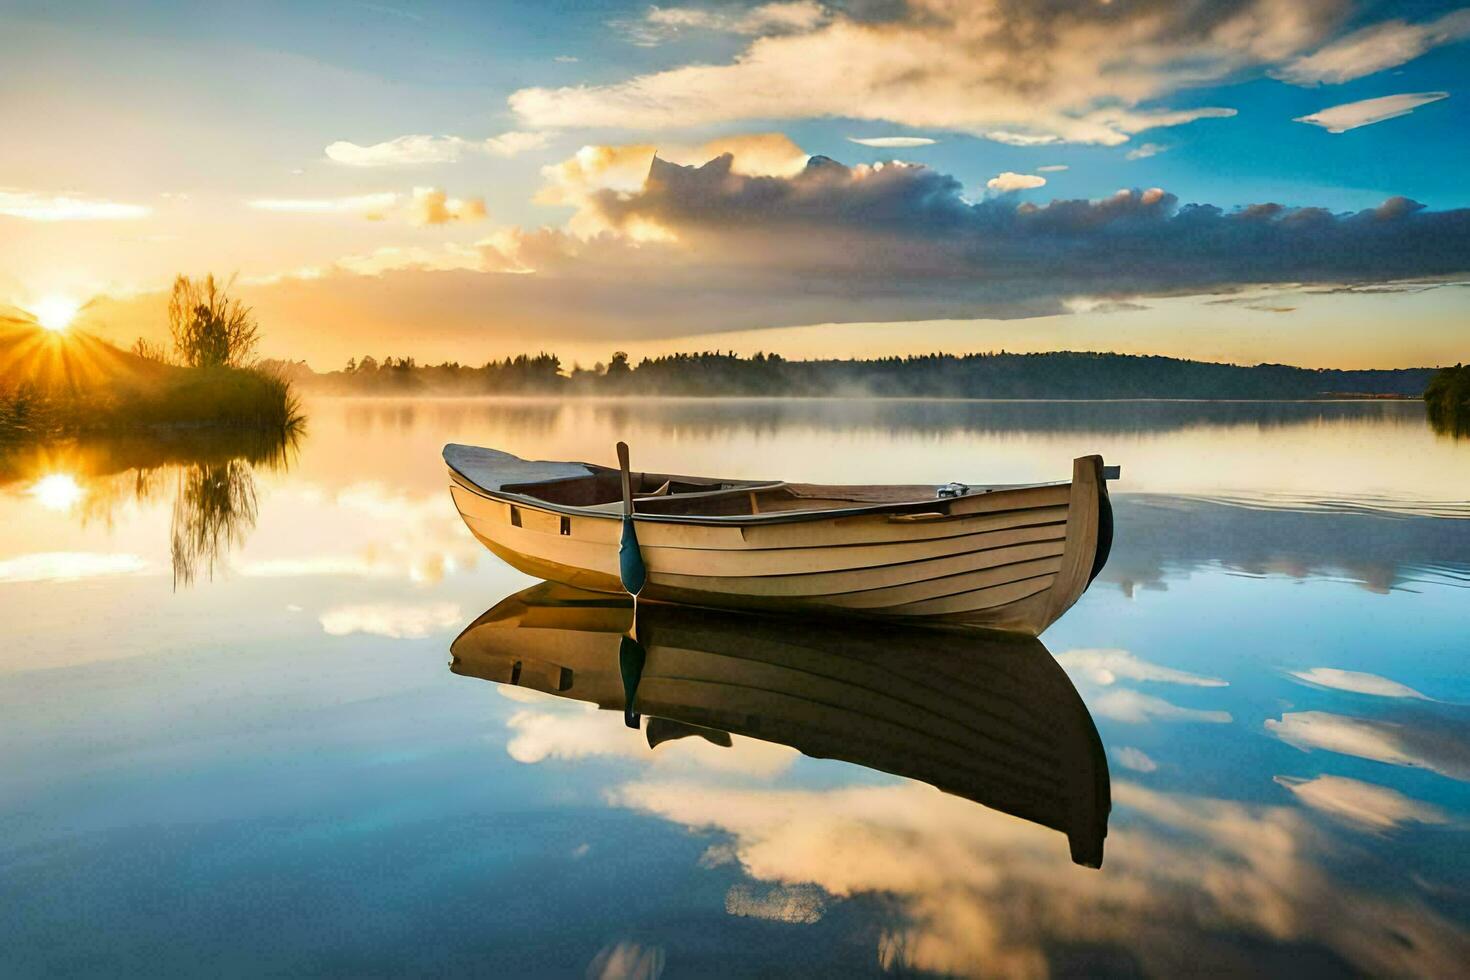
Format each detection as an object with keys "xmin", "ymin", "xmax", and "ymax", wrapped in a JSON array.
[
  {"xmin": 91, "ymin": 152, "xmax": 1470, "ymax": 365},
  {"xmin": 585, "ymin": 154, "xmax": 1470, "ymax": 301}
]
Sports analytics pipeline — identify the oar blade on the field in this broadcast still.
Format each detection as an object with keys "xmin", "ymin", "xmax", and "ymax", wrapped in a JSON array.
[{"xmin": 619, "ymin": 515, "xmax": 647, "ymax": 596}]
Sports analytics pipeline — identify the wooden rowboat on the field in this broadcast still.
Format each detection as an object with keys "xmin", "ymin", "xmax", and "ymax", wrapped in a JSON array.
[
  {"xmin": 450, "ymin": 582, "xmax": 1111, "ymax": 867},
  {"xmin": 445, "ymin": 444, "xmax": 1116, "ymax": 635}
]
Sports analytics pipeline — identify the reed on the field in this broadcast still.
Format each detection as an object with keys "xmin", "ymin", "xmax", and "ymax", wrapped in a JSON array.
[{"xmin": 0, "ymin": 364, "xmax": 304, "ymax": 444}]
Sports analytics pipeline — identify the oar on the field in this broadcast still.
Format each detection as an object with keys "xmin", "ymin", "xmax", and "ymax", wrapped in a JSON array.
[
  {"xmin": 616, "ymin": 441, "xmax": 648, "ymax": 727},
  {"xmin": 616, "ymin": 441, "xmax": 647, "ymax": 597}
]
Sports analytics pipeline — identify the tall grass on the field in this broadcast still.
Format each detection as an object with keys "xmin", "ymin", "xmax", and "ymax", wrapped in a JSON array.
[{"xmin": 0, "ymin": 365, "xmax": 304, "ymax": 444}]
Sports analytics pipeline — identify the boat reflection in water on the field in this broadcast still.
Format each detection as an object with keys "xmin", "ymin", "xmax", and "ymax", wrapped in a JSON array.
[{"xmin": 450, "ymin": 582, "xmax": 1111, "ymax": 867}]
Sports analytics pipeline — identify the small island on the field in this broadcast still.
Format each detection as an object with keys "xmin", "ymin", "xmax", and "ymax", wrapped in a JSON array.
[{"xmin": 1, "ymin": 275, "xmax": 301, "ymax": 443}]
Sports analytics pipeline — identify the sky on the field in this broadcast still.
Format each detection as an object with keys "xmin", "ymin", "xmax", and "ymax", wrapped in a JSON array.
[{"xmin": 1, "ymin": 0, "xmax": 1469, "ymax": 369}]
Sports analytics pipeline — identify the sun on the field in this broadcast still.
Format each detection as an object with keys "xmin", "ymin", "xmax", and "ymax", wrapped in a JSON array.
[{"xmin": 28, "ymin": 294, "xmax": 83, "ymax": 333}]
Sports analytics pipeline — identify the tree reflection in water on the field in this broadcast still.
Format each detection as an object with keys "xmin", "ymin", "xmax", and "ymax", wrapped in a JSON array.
[
  {"xmin": 167, "ymin": 427, "xmax": 300, "ymax": 587},
  {"xmin": 1, "ymin": 422, "xmax": 302, "ymax": 587},
  {"xmin": 170, "ymin": 457, "xmax": 258, "ymax": 587}
]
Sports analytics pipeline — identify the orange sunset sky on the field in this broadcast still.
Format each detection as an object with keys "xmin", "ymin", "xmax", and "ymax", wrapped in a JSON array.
[{"xmin": 3, "ymin": 1, "xmax": 1469, "ymax": 370}]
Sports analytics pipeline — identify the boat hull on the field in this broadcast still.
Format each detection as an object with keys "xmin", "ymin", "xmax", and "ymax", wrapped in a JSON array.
[{"xmin": 447, "ymin": 454, "xmax": 1111, "ymax": 635}]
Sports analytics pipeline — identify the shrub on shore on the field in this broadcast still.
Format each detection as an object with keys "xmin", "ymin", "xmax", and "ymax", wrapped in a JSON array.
[
  {"xmin": 2, "ymin": 275, "xmax": 302, "ymax": 445},
  {"xmin": 1, "ymin": 365, "xmax": 303, "ymax": 443},
  {"xmin": 1424, "ymin": 364, "xmax": 1469, "ymax": 437}
]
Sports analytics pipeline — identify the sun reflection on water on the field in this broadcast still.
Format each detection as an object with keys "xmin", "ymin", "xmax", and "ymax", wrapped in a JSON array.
[{"xmin": 28, "ymin": 473, "xmax": 84, "ymax": 511}]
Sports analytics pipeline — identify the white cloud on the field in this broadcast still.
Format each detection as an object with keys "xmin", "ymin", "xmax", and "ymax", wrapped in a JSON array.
[
  {"xmin": 1265, "ymin": 710, "xmax": 1469, "ymax": 780},
  {"xmin": 1114, "ymin": 747, "xmax": 1159, "ymax": 773},
  {"xmin": 230, "ymin": 483, "xmax": 480, "ymax": 585},
  {"xmin": 1294, "ymin": 92, "xmax": 1449, "ymax": 133},
  {"xmin": 986, "ymin": 171, "xmax": 1046, "ymax": 192},
  {"xmin": 623, "ymin": 1, "xmax": 828, "ymax": 45},
  {"xmin": 512, "ymin": 1, "xmax": 1291, "ymax": 145},
  {"xmin": 325, "ymin": 131, "xmax": 550, "ymax": 166},
  {"xmin": 234, "ymin": 555, "xmax": 398, "ymax": 578},
  {"xmin": 607, "ymin": 778, "xmax": 1468, "ymax": 976},
  {"xmin": 1125, "ymin": 142, "xmax": 1168, "ymax": 161},
  {"xmin": 536, "ymin": 134, "xmax": 809, "ymax": 237},
  {"xmin": 1274, "ymin": 775, "xmax": 1447, "ymax": 831},
  {"xmin": 1289, "ymin": 667, "xmax": 1430, "ymax": 700},
  {"xmin": 482, "ymin": 131, "xmax": 550, "ymax": 156},
  {"xmin": 1277, "ymin": 9, "xmax": 1470, "ymax": 85},
  {"xmin": 1036, "ymin": 164, "xmax": 1069, "ymax": 172},
  {"xmin": 984, "ymin": 131, "xmax": 1065, "ymax": 146},
  {"xmin": 248, "ymin": 192, "xmax": 399, "ymax": 216},
  {"xmin": 407, "ymin": 186, "xmax": 487, "ymax": 225},
  {"xmin": 0, "ymin": 189, "xmax": 150, "ymax": 221},
  {"xmin": 504, "ymin": 705, "xmax": 797, "ymax": 776},
  {"xmin": 586, "ymin": 942, "xmax": 665, "ymax": 980},
  {"xmin": 334, "ymin": 243, "xmax": 489, "ymax": 276},
  {"xmin": 541, "ymin": 134, "xmax": 809, "ymax": 202},
  {"xmin": 1056, "ymin": 648, "xmax": 1228, "ymax": 688},
  {"xmin": 319, "ymin": 600, "xmax": 462, "ymax": 638},
  {"xmin": 847, "ymin": 136, "xmax": 937, "ymax": 148},
  {"xmin": 0, "ymin": 551, "xmax": 148, "ymax": 583},
  {"xmin": 247, "ymin": 186, "xmax": 485, "ymax": 224},
  {"xmin": 327, "ymin": 135, "xmax": 464, "ymax": 167},
  {"xmin": 1092, "ymin": 689, "xmax": 1233, "ymax": 725}
]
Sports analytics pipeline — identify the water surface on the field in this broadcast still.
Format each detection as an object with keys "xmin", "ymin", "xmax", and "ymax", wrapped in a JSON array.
[{"xmin": 2, "ymin": 398, "xmax": 1467, "ymax": 976}]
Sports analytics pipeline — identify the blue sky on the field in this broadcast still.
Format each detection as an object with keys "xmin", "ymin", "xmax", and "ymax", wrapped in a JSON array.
[{"xmin": 2, "ymin": 0, "xmax": 1468, "ymax": 367}]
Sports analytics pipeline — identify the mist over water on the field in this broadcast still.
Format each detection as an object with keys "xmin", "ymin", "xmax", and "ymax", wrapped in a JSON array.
[{"xmin": 2, "ymin": 397, "xmax": 1467, "ymax": 975}]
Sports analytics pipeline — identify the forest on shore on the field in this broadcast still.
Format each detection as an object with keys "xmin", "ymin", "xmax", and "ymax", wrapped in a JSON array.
[{"xmin": 266, "ymin": 349, "xmax": 1439, "ymax": 400}]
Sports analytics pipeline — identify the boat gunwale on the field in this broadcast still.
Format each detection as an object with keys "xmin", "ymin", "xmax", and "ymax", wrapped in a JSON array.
[{"xmin": 447, "ymin": 463, "xmax": 1070, "ymax": 528}]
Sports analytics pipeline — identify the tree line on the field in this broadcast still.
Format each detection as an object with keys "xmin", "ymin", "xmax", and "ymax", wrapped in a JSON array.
[{"xmin": 265, "ymin": 349, "xmax": 1441, "ymax": 400}]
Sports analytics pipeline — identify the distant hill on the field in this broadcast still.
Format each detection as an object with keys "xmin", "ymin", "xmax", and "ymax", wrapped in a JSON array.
[{"xmin": 283, "ymin": 348, "xmax": 1439, "ymax": 400}]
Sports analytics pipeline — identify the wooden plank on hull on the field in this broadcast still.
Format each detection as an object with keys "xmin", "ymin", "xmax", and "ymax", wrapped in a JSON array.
[
  {"xmin": 816, "ymin": 556, "xmax": 1065, "ymax": 608},
  {"xmin": 881, "ymin": 574, "xmax": 1057, "ymax": 616},
  {"xmin": 1041, "ymin": 456, "xmax": 1103, "ymax": 628},
  {"xmin": 654, "ymin": 540, "xmax": 1065, "ymax": 600},
  {"xmin": 738, "ymin": 503, "xmax": 1070, "ymax": 549},
  {"xmin": 474, "ymin": 510, "xmax": 1071, "ymax": 579},
  {"xmin": 649, "ymin": 530, "xmax": 1066, "ymax": 597},
  {"xmin": 948, "ymin": 589, "xmax": 1053, "ymax": 634}
]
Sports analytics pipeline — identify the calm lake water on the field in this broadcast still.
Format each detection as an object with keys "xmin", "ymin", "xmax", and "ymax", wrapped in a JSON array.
[{"xmin": 2, "ymin": 398, "xmax": 1468, "ymax": 977}]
